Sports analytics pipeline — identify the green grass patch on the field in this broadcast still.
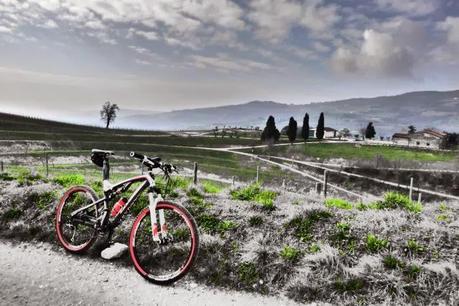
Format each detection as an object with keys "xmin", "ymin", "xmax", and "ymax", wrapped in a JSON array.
[
  {"xmin": 404, "ymin": 264, "xmax": 422, "ymax": 279},
  {"xmin": 230, "ymin": 183, "xmax": 277, "ymax": 211},
  {"xmin": 325, "ymin": 198, "xmax": 353, "ymax": 210},
  {"xmin": 366, "ymin": 234, "xmax": 389, "ymax": 253},
  {"xmin": 308, "ymin": 243, "xmax": 321, "ymax": 254},
  {"xmin": 201, "ymin": 180, "xmax": 224, "ymax": 194},
  {"xmin": 197, "ymin": 214, "xmax": 237, "ymax": 234},
  {"xmin": 406, "ymin": 239, "xmax": 424, "ymax": 254},
  {"xmin": 286, "ymin": 210, "xmax": 333, "ymax": 242},
  {"xmin": 334, "ymin": 278, "xmax": 366, "ymax": 293},
  {"xmin": 238, "ymin": 262, "xmax": 259, "ymax": 287},
  {"xmin": 53, "ymin": 173, "xmax": 85, "ymax": 187},
  {"xmin": 280, "ymin": 245, "xmax": 302, "ymax": 263},
  {"xmin": 30, "ymin": 191, "xmax": 57, "ymax": 210},
  {"xmin": 0, "ymin": 172, "xmax": 14, "ymax": 181},
  {"xmin": 248, "ymin": 215, "xmax": 264, "ymax": 227},
  {"xmin": 383, "ymin": 255, "xmax": 404, "ymax": 269},
  {"xmin": 378, "ymin": 192, "xmax": 423, "ymax": 213},
  {"xmin": 252, "ymin": 143, "xmax": 455, "ymax": 162},
  {"xmin": 2, "ymin": 207, "xmax": 23, "ymax": 220}
]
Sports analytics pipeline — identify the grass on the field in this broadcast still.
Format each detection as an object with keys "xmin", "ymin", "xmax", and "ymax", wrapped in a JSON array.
[
  {"xmin": 238, "ymin": 262, "xmax": 259, "ymax": 287},
  {"xmin": 230, "ymin": 183, "xmax": 277, "ymax": 211},
  {"xmin": 201, "ymin": 180, "xmax": 224, "ymax": 194},
  {"xmin": 378, "ymin": 192, "xmax": 423, "ymax": 213},
  {"xmin": 334, "ymin": 278, "xmax": 366, "ymax": 293},
  {"xmin": 325, "ymin": 198, "xmax": 353, "ymax": 210},
  {"xmin": 366, "ymin": 234, "xmax": 389, "ymax": 253},
  {"xmin": 406, "ymin": 239, "xmax": 424, "ymax": 254},
  {"xmin": 2, "ymin": 207, "xmax": 23, "ymax": 220},
  {"xmin": 308, "ymin": 243, "xmax": 321, "ymax": 254},
  {"xmin": 30, "ymin": 191, "xmax": 57, "ymax": 210},
  {"xmin": 197, "ymin": 214, "xmax": 237, "ymax": 234},
  {"xmin": 53, "ymin": 173, "xmax": 85, "ymax": 187},
  {"xmin": 280, "ymin": 245, "xmax": 302, "ymax": 263},
  {"xmin": 251, "ymin": 143, "xmax": 455, "ymax": 162},
  {"xmin": 286, "ymin": 210, "xmax": 333, "ymax": 242},
  {"xmin": 383, "ymin": 255, "xmax": 404, "ymax": 269},
  {"xmin": 248, "ymin": 215, "xmax": 264, "ymax": 227}
]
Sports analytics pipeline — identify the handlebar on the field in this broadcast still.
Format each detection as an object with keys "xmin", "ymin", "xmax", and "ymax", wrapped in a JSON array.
[{"xmin": 129, "ymin": 151, "xmax": 177, "ymax": 174}]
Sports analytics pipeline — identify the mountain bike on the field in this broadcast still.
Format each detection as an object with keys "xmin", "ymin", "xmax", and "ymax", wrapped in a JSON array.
[{"xmin": 55, "ymin": 149, "xmax": 199, "ymax": 284}]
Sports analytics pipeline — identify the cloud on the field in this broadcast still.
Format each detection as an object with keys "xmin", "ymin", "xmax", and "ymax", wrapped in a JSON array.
[
  {"xmin": 331, "ymin": 28, "xmax": 415, "ymax": 78},
  {"xmin": 248, "ymin": 0, "xmax": 341, "ymax": 43},
  {"xmin": 375, "ymin": 0, "xmax": 439, "ymax": 17},
  {"xmin": 432, "ymin": 17, "xmax": 459, "ymax": 64},
  {"xmin": 190, "ymin": 54, "xmax": 271, "ymax": 73}
]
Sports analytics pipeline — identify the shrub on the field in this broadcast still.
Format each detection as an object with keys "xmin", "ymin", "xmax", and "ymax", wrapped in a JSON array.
[
  {"xmin": 280, "ymin": 245, "xmax": 302, "ymax": 262},
  {"xmin": 383, "ymin": 255, "xmax": 404, "ymax": 269},
  {"xmin": 325, "ymin": 198, "xmax": 353, "ymax": 210},
  {"xmin": 248, "ymin": 215, "xmax": 263, "ymax": 227},
  {"xmin": 2, "ymin": 207, "xmax": 23, "ymax": 220},
  {"xmin": 202, "ymin": 181, "xmax": 223, "ymax": 194},
  {"xmin": 53, "ymin": 174, "xmax": 85, "ymax": 187},
  {"xmin": 366, "ymin": 234, "xmax": 389, "ymax": 253},
  {"xmin": 238, "ymin": 262, "xmax": 259, "ymax": 287}
]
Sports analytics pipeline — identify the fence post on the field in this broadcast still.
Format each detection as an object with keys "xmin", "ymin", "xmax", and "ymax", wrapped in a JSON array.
[
  {"xmin": 256, "ymin": 165, "xmax": 259, "ymax": 184},
  {"xmin": 0, "ymin": 161, "xmax": 3, "ymax": 173},
  {"xmin": 315, "ymin": 182, "xmax": 321, "ymax": 195},
  {"xmin": 409, "ymin": 177, "xmax": 414, "ymax": 200},
  {"xmin": 231, "ymin": 176, "xmax": 235, "ymax": 187},
  {"xmin": 323, "ymin": 170, "xmax": 328, "ymax": 198},
  {"xmin": 45, "ymin": 153, "xmax": 49, "ymax": 178},
  {"xmin": 417, "ymin": 192, "xmax": 422, "ymax": 204},
  {"xmin": 282, "ymin": 179, "xmax": 285, "ymax": 189},
  {"xmin": 193, "ymin": 162, "xmax": 198, "ymax": 185}
]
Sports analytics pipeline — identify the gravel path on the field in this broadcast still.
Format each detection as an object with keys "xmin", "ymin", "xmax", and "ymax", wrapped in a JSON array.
[{"xmin": 0, "ymin": 241, "xmax": 299, "ymax": 306}]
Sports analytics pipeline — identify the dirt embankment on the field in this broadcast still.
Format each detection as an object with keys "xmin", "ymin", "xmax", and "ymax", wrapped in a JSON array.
[{"xmin": 0, "ymin": 177, "xmax": 458, "ymax": 305}]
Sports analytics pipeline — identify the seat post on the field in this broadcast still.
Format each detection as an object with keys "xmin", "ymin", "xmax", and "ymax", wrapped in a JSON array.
[{"xmin": 103, "ymin": 158, "xmax": 110, "ymax": 181}]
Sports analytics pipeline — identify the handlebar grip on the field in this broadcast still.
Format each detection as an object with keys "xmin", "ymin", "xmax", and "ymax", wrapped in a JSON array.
[{"xmin": 129, "ymin": 152, "xmax": 144, "ymax": 160}]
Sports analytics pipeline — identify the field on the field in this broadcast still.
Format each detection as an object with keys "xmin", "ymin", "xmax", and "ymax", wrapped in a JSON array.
[
  {"xmin": 250, "ymin": 142, "xmax": 457, "ymax": 163},
  {"xmin": 0, "ymin": 112, "xmax": 458, "ymax": 304}
]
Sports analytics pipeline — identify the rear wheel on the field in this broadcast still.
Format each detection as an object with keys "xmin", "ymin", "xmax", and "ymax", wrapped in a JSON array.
[
  {"xmin": 55, "ymin": 186, "xmax": 98, "ymax": 253},
  {"xmin": 129, "ymin": 201, "xmax": 199, "ymax": 285}
]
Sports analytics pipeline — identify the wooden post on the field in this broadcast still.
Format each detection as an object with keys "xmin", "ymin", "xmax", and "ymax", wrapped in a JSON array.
[
  {"xmin": 231, "ymin": 176, "xmax": 235, "ymax": 187},
  {"xmin": 45, "ymin": 153, "xmax": 49, "ymax": 178},
  {"xmin": 409, "ymin": 177, "xmax": 414, "ymax": 200},
  {"xmin": 282, "ymin": 179, "xmax": 285, "ymax": 189},
  {"xmin": 193, "ymin": 162, "xmax": 198, "ymax": 185},
  {"xmin": 0, "ymin": 161, "xmax": 3, "ymax": 173},
  {"xmin": 256, "ymin": 165, "xmax": 259, "ymax": 184},
  {"xmin": 417, "ymin": 192, "xmax": 422, "ymax": 204},
  {"xmin": 323, "ymin": 170, "xmax": 328, "ymax": 198},
  {"xmin": 316, "ymin": 182, "xmax": 321, "ymax": 195}
]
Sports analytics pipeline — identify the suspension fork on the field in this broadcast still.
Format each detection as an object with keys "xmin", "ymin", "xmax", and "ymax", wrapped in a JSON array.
[{"xmin": 148, "ymin": 192, "xmax": 168, "ymax": 242}]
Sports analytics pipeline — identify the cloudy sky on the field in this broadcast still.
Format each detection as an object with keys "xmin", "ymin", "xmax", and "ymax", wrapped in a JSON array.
[{"xmin": 1, "ymin": 0, "xmax": 459, "ymax": 120}]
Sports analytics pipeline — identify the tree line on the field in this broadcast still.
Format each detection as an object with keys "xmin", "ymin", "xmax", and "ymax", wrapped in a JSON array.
[{"xmin": 261, "ymin": 112, "xmax": 325, "ymax": 143}]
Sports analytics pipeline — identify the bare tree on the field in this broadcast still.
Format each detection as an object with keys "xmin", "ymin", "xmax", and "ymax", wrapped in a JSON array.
[{"xmin": 100, "ymin": 101, "xmax": 120, "ymax": 129}]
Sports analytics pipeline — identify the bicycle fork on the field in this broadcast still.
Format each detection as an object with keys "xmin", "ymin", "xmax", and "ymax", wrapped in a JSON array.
[{"xmin": 148, "ymin": 192, "xmax": 168, "ymax": 243}]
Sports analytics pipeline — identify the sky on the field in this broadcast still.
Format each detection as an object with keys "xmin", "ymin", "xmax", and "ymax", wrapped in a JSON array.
[{"xmin": 1, "ymin": 0, "xmax": 459, "ymax": 121}]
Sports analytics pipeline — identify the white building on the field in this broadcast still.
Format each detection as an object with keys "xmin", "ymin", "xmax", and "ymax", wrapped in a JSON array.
[{"xmin": 392, "ymin": 128, "xmax": 447, "ymax": 149}]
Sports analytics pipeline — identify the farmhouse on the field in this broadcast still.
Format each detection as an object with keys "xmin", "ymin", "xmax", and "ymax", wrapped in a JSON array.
[
  {"xmin": 309, "ymin": 127, "xmax": 337, "ymax": 138},
  {"xmin": 392, "ymin": 128, "xmax": 447, "ymax": 149}
]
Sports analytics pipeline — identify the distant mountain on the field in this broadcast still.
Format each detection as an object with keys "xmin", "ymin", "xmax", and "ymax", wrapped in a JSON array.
[{"xmin": 110, "ymin": 90, "xmax": 459, "ymax": 136}]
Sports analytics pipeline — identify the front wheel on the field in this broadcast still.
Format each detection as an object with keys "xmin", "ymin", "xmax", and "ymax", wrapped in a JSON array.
[{"xmin": 129, "ymin": 201, "xmax": 199, "ymax": 285}]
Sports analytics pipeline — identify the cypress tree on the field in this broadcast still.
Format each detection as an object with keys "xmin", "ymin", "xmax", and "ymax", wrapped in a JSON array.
[
  {"xmin": 261, "ymin": 115, "xmax": 280, "ymax": 143},
  {"xmin": 301, "ymin": 113, "xmax": 310, "ymax": 142},
  {"xmin": 287, "ymin": 117, "xmax": 297, "ymax": 143},
  {"xmin": 316, "ymin": 112, "xmax": 325, "ymax": 140},
  {"xmin": 365, "ymin": 122, "xmax": 376, "ymax": 139}
]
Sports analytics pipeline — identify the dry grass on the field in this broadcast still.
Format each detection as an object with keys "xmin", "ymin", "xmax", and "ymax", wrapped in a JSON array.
[{"xmin": 0, "ymin": 177, "xmax": 457, "ymax": 304}]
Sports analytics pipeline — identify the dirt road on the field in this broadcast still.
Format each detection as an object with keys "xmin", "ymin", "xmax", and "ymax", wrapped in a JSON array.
[{"xmin": 0, "ymin": 241, "xmax": 299, "ymax": 306}]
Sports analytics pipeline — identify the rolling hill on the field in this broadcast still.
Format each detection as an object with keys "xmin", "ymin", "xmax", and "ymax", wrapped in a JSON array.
[{"xmin": 116, "ymin": 90, "xmax": 459, "ymax": 137}]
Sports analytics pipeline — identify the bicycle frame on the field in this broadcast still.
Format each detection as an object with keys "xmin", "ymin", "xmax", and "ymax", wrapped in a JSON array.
[{"xmin": 70, "ymin": 172, "xmax": 167, "ymax": 242}]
